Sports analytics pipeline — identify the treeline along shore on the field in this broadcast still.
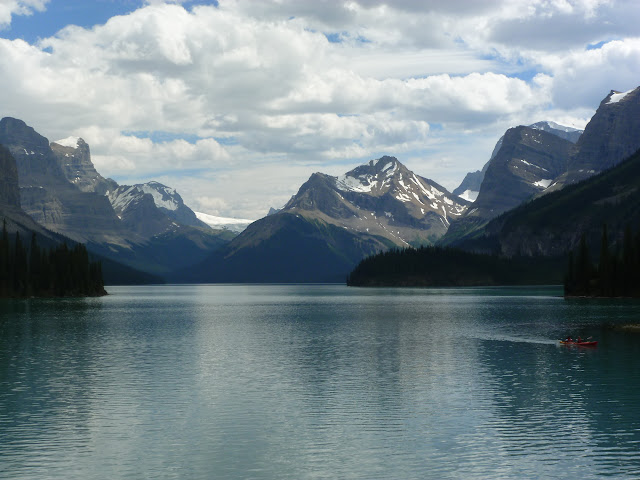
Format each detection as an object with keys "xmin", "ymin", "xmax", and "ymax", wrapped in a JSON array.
[{"xmin": 0, "ymin": 220, "xmax": 106, "ymax": 298}]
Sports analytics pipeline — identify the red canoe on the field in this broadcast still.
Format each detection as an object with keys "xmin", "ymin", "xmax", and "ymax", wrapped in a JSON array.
[{"xmin": 559, "ymin": 340, "xmax": 598, "ymax": 347}]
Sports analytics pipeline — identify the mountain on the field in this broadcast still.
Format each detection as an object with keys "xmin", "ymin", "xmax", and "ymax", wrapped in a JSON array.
[
  {"xmin": 1, "ymin": 117, "xmax": 234, "ymax": 277},
  {"xmin": 443, "ymin": 85, "xmax": 640, "ymax": 250},
  {"xmin": 442, "ymin": 126, "xmax": 574, "ymax": 244},
  {"xmin": 0, "ymin": 143, "xmax": 60, "ymax": 242},
  {"xmin": 551, "ymin": 86, "xmax": 640, "ymax": 189},
  {"xmin": 464, "ymin": 146, "xmax": 640, "ymax": 258},
  {"xmin": 179, "ymin": 156, "xmax": 468, "ymax": 283},
  {"xmin": 452, "ymin": 121, "xmax": 582, "ymax": 203},
  {"xmin": 0, "ymin": 117, "xmax": 130, "ymax": 246},
  {"xmin": 529, "ymin": 121, "xmax": 583, "ymax": 143},
  {"xmin": 283, "ymin": 156, "xmax": 468, "ymax": 247},
  {"xmin": 108, "ymin": 181, "xmax": 209, "ymax": 238},
  {"xmin": 452, "ymin": 163, "xmax": 488, "ymax": 202}
]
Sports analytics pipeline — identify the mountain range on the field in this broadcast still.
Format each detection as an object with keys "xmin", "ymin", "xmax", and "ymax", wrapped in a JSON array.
[
  {"xmin": 1, "ymin": 84, "xmax": 639, "ymax": 284},
  {"xmin": 0, "ymin": 117, "xmax": 235, "ymax": 279},
  {"xmin": 442, "ymin": 87, "xmax": 640, "ymax": 247}
]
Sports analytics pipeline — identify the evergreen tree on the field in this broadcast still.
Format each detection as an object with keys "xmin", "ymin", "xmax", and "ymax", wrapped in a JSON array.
[
  {"xmin": 13, "ymin": 232, "xmax": 28, "ymax": 296},
  {"xmin": 0, "ymin": 220, "xmax": 8, "ymax": 296},
  {"xmin": 598, "ymin": 224, "xmax": 612, "ymax": 296},
  {"xmin": 28, "ymin": 233, "xmax": 41, "ymax": 296}
]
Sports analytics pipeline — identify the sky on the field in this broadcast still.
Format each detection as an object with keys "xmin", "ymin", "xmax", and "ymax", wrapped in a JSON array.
[{"xmin": 0, "ymin": 0, "xmax": 639, "ymax": 220}]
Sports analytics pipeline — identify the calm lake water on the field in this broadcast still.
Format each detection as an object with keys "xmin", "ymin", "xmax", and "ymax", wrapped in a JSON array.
[{"xmin": 1, "ymin": 285, "xmax": 640, "ymax": 479}]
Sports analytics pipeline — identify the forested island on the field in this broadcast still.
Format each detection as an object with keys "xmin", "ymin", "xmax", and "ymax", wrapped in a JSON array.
[
  {"xmin": 0, "ymin": 221, "xmax": 106, "ymax": 298},
  {"xmin": 346, "ymin": 246, "xmax": 564, "ymax": 287}
]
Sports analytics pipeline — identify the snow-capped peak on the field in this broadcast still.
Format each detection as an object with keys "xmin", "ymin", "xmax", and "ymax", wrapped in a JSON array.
[
  {"xmin": 607, "ymin": 87, "xmax": 636, "ymax": 105},
  {"xmin": 53, "ymin": 136, "xmax": 80, "ymax": 148}
]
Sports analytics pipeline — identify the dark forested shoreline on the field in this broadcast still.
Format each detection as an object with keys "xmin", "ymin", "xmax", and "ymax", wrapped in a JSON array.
[
  {"xmin": 0, "ymin": 221, "xmax": 107, "ymax": 298},
  {"xmin": 564, "ymin": 225, "xmax": 640, "ymax": 298},
  {"xmin": 346, "ymin": 246, "xmax": 565, "ymax": 287}
]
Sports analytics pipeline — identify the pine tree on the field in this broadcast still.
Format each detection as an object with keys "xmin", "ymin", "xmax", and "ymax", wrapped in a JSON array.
[
  {"xmin": 13, "ymin": 232, "xmax": 28, "ymax": 296},
  {"xmin": 0, "ymin": 220, "xmax": 8, "ymax": 296},
  {"xmin": 598, "ymin": 224, "xmax": 612, "ymax": 296},
  {"xmin": 29, "ymin": 233, "xmax": 41, "ymax": 296}
]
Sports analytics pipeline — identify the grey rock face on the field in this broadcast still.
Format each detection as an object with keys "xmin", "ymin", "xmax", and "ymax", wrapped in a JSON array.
[
  {"xmin": 442, "ymin": 126, "xmax": 573, "ymax": 244},
  {"xmin": 0, "ymin": 117, "xmax": 130, "ymax": 246},
  {"xmin": 452, "ymin": 121, "xmax": 582, "ymax": 202},
  {"xmin": 0, "ymin": 144, "xmax": 20, "ymax": 208},
  {"xmin": 50, "ymin": 138, "xmax": 118, "ymax": 195},
  {"xmin": 565, "ymin": 87, "xmax": 640, "ymax": 183}
]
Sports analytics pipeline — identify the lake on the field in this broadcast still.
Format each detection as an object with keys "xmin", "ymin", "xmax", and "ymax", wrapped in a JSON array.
[{"xmin": 1, "ymin": 285, "xmax": 640, "ymax": 479}]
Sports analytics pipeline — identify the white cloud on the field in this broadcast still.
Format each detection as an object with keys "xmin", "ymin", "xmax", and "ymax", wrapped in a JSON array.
[{"xmin": 0, "ymin": 0, "xmax": 48, "ymax": 28}]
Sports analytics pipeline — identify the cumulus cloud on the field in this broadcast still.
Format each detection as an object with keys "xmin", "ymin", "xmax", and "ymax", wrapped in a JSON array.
[{"xmin": 0, "ymin": 0, "xmax": 48, "ymax": 28}]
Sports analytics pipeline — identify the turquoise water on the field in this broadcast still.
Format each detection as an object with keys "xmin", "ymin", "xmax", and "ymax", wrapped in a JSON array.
[{"xmin": 1, "ymin": 285, "xmax": 640, "ymax": 479}]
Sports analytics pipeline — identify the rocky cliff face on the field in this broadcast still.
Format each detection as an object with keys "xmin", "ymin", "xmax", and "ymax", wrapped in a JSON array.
[
  {"xmin": 559, "ymin": 86, "xmax": 640, "ymax": 185},
  {"xmin": 50, "ymin": 137, "xmax": 117, "ymax": 195},
  {"xmin": 0, "ymin": 117, "xmax": 131, "ymax": 246},
  {"xmin": 442, "ymin": 126, "xmax": 573, "ymax": 244},
  {"xmin": 451, "ymin": 121, "xmax": 582, "ymax": 203},
  {"xmin": 0, "ymin": 144, "xmax": 20, "ymax": 208}
]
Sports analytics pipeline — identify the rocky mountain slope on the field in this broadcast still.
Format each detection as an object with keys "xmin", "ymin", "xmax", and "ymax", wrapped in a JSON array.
[
  {"xmin": 464, "ymin": 146, "xmax": 640, "ymax": 258},
  {"xmin": 0, "ymin": 117, "xmax": 130, "ymax": 246},
  {"xmin": 452, "ymin": 121, "xmax": 582, "ymax": 203},
  {"xmin": 550, "ymin": 86, "xmax": 640, "ymax": 189},
  {"xmin": 178, "ymin": 156, "xmax": 468, "ymax": 283},
  {"xmin": 285, "ymin": 156, "xmax": 468, "ymax": 247},
  {"xmin": 442, "ymin": 126, "xmax": 574, "ymax": 244}
]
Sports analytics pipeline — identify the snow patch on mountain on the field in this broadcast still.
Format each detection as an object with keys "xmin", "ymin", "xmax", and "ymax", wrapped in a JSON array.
[
  {"xmin": 54, "ymin": 136, "xmax": 80, "ymax": 148},
  {"xmin": 195, "ymin": 212, "xmax": 253, "ymax": 233},
  {"xmin": 458, "ymin": 190, "xmax": 479, "ymax": 202},
  {"xmin": 534, "ymin": 179, "xmax": 553, "ymax": 189},
  {"xmin": 336, "ymin": 173, "xmax": 377, "ymax": 193},
  {"xmin": 140, "ymin": 182, "xmax": 179, "ymax": 211},
  {"xmin": 607, "ymin": 88, "xmax": 635, "ymax": 104},
  {"xmin": 107, "ymin": 185, "xmax": 139, "ymax": 212}
]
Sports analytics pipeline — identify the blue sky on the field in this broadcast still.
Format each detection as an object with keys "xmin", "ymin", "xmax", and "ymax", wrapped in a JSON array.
[{"xmin": 0, "ymin": 0, "xmax": 639, "ymax": 219}]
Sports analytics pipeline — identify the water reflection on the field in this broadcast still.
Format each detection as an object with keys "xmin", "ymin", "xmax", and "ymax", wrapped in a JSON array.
[{"xmin": 1, "ymin": 286, "xmax": 640, "ymax": 479}]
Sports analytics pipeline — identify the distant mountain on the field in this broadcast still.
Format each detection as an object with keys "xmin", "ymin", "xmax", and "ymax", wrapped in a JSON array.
[
  {"xmin": 108, "ymin": 181, "xmax": 210, "ymax": 238},
  {"xmin": 452, "ymin": 121, "xmax": 582, "ymax": 203},
  {"xmin": 529, "ymin": 121, "xmax": 583, "ymax": 143},
  {"xmin": 452, "ymin": 163, "xmax": 488, "ymax": 202},
  {"xmin": 284, "ymin": 156, "xmax": 468, "ymax": 247},
  {"xmin": 442, "ymin": 126, "xmax": 574, "ymax": 244},
  {"xmin": 179, "ymin": 156, "xmax": 468, "ymax": 283}
]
